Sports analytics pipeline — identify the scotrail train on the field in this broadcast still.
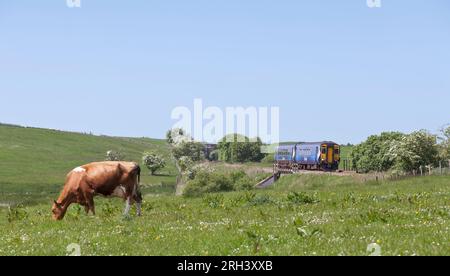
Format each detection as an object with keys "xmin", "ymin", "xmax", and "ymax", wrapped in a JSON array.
[{"xmin": 274, "ymin": 142, "xmax": 340, "ymax": 172}]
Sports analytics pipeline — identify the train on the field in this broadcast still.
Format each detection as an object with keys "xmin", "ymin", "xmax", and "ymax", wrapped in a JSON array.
[{"xmin": 274, "ymin": 141, "xmax": 340, "ymax": 172}]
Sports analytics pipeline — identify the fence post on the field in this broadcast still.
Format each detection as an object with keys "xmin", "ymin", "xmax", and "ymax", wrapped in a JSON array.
[
  {"xmin": 440, "ymin": 161, "xmax": 442, "ymax": 175},
  {"xmin": 420, "ymin": 166, "xmax": 423, "ymax": 176},
  {"xmin": 428, "ymin": 165, "xmax": 432, "ymax": 176}
]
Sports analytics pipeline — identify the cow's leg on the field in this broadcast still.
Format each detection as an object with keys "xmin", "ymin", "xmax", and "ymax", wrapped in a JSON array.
[
  {"xmin": 135, "ymin": 188, "xmax": 142, "ymax": 216},
  {"xmin": 136, "ymin": 201, "xmax": 142, "ymax": 217},
  {"xmin": 84, "ymin": 206, "xmax": 90, "ymax": 215},
  {"xmin": 85, "ymin": 192, "xmax": 95, "ymax": 216},
  {"xmin": 124, "ymin": 196, "xmax": 131, "ymax": 216}
]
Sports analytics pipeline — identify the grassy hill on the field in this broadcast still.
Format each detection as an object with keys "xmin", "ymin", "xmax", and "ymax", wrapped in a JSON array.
[
  {"xmin": 0, "ymin": 174, "xmax": 448, "ymax": 256},
  {"xmin": 1, "ymin": 124, "xmax": 449, "ymax": 256},
  {"xmin": 0, "ymin": 124, "xmax": 177, "ymax": 205}
]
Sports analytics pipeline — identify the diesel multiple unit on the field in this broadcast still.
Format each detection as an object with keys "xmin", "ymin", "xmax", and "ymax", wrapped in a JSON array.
[{"xmin": 275, "ymin": 142, "xmax": 340, "ymax": 172}]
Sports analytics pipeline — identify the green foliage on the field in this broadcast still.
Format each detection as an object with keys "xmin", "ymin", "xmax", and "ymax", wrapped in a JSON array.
[
  {"xmin": 105, "ymin": 150, "xmax": 125, "ymax": 161},
  {"xmin": 178, "ymin": 156, "xmax": 197, "ymax": 180},
  {"xmin": 7, "ymin": 206, "xmax": 28, "ymax": 223},
  {"xmin": 350, "ymin": 132, "xmax": 404, "ymax": 173},
  {"xmin": 183, "ymin": 170, "xmax": 255, "ymax": 197},
  {"xmin": 0, "ymin": 124, "xmax": 177, "ymax": 205},
  {"xmin": 166, "ymin": 128, "xmax": 187, "ymax": 145},
  {"xmin": 438, "ymin": 125, "xmax": 450, "ymax": 160},
  {"xmin": 387, "ymin": 130, "xmax": 439, "ymax": 172},
  {"xmin": 142, "ymin": 152, "xmax": 166, "ymax": 175},
  {"xmin": 166, "ymin": 128, "xmax": 204, "ymax": 162},
  {"xmin": 261, "ymin": 154, "xmax": 274, "ymax": 164},
  {"xmin": 172, "ymin": 141, "xmax": 205, "ymax": 162},
  {"xmin": 286, "ymin": 192, "xmax": 319, "ymax": 205},
  {"xmin": 218, "ymin": 134, "xmax": 265, "ymax": 163},
  {"xmin": 208, "ymin": 150, "xmax": 219, "ymax": 161},
  {"xmin": 247, "ymin": 194, "xmax": 275, "ymax": 206},
  {"xmin": 351, "ymin": 131, "xmax": 439, "ymax": 173},
  {"xmin": 0, "ymin": 175, "xmax": 449, "ymax": 256},
  {"xmin": 203, "ymin": 194, "xmax": 225, "ymax": 208}
]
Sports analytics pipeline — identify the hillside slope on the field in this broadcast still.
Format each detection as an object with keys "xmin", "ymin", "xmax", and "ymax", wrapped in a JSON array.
[{"xmin": 0, "ymin": 124, "xmax": 177, "ymax": 205}]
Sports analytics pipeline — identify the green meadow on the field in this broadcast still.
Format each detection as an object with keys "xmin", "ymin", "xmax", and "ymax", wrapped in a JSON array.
[
  {"xmin": 0, "ymin": 124, "xmax": 178, "ymax": 205},
  {"xmin": 0, "ymin": 124, "xmax": 449, "ymax": 256}
]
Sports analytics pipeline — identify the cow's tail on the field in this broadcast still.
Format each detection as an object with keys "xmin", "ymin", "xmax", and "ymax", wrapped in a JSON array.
[
  {"xmin": 133, "ymin": 164, "xmax": 142, "ymax": 203},
  {"xmin": 136, "ymin": 164, "xmax": 141, "ymax": 185}
]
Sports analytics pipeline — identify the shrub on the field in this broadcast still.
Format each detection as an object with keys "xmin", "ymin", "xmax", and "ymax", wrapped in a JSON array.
[
  {"xmin": 351, "ymin": 130, "xmax": 439, "ymax": 173},
  {"xmin": 247, "ymin": 194, "xmax": 275, "ymax": 206},
  {"xmin": 142, "ymin": 152, "xmax": 166, "ymax": 175},
  {"xmin": 218, "ymin": 134, "xmax": 265, "ymax": 163},
  {"xmin": 172, "ymin": 141, "xmax": 205, "ymax": 162},
  {"xmin": 208, "ymin": 150, "xmax": 219, "ymax": 161},
  {"xmin": 183, "ymin": 170, "xmax": 255, "ymax": 197},
  {"xmin": 166, "ymin": 128, "xmax": 189, "ymax": 145},
  {"xmin": 286, "ymin": 192, "xmax": 319, "ymax": 205},
  {"xmin": 7, "ymin": 205, "xmax": 28, "ymax": 223},
  {"xmin": 105, "ymin": 150, "xmax": 125, "ymax": 161},
  {"xmin": 261, "ymin": 154, "xmax": 274, "ymax": 164}
]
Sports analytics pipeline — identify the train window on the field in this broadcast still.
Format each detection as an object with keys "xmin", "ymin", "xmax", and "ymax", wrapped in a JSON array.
[
  {"xmin": 334, "ymin": 149, "xmax": 340, "ymax": 154},
  {"xmin": 321, "ymin": 148, "xmax": 327, "ymax": 154}
]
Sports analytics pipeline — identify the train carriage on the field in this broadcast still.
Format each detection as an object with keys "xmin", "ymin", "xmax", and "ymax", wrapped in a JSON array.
[
  {"xmin": 275, "ymin": 141, "xmax": 340, "ymax": 172},
  {"xmin": 274, "ymin": 144, "xmax": 296, "ymax": 173}
]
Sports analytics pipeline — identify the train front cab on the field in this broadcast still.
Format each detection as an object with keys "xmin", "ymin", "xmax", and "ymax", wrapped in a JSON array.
[
  {"xmin": 320, "ymin": 143, "xmax": 340, "ymax": 171},
  {"xmin": 275, "ymin": 145, "xmax": 295, "ymax": 173}
]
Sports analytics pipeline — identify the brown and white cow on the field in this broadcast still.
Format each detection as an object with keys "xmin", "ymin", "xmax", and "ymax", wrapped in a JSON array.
[{"xmin": 52, "ymin": 161, "xmax": 142, "ymax": 220}]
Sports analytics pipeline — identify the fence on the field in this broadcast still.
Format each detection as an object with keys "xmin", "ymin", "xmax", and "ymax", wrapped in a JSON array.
[
  {"xmin": 340, "ymin": 159, "xmax": 450, "ymax": 177},
  {"xmin": 430, "ymin": 160, "xmax": 450, "ymax": 176},
  {"xmin": 341, "ymin": 159, "xmax": 355, "ymax": 171}
]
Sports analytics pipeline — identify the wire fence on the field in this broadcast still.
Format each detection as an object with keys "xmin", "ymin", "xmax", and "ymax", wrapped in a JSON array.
[{"xmin": 340, "ymin": 159, "xmax": 450, "ymax": 177}]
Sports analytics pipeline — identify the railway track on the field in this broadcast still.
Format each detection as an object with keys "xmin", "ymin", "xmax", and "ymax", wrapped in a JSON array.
[{"xmin": 255, "ymin": 170, "xmax": 356, "ymax": 188}]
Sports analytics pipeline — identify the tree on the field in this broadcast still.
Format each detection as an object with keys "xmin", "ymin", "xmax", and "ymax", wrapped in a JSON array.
[
  {"xmin": 388, "ymin": 130, "xmax": 439, "ymax": 173},
  {"xmin": 171, "ymin": 141, "xmax": 205, "ymax": 161},
  {"xmin": 166, "ymin": 128, "xmax": 190, "ymax": 145},
  {"xmin": 178, "ymin": 156, "xmax": 197, "ymax": 180},
  {"xmin": 218, "ymin": 134, "xmax": 266, "ymax": 163},
  {"xmin": 438, "ymin": 125, "xmax": 450, "ymax": 160},
  {"xmin": 105, "ymin": 150, "xmax": 125, "ymax": 161},
  {"xmin": 142, "ymin": 152, "xmax": 166, "ymax": 175},
  {"xmin": 350, "ymin": 132, "xmax": 404, "ymax": 173}
]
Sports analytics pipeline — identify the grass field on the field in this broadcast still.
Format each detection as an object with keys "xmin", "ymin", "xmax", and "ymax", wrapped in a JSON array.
[
  {"xmin": 0, "ymin": 124, "xmax": 178, "ymax": 205},
  {"xmin": 0, "ymin": 174, "xmax": 448, "ymax": 256},
  {"xmin": 0, "ymin": 125, "xmax": 448, "ymax": 256}
]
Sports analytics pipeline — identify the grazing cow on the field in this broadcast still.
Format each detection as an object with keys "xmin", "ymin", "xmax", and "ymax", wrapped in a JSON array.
[{"xmin": 52, "ymin": 161, "xmax": 142, "ymax": 220}]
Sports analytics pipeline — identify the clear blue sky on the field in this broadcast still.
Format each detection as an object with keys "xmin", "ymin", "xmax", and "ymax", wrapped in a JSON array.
[{"xmin": 1, "ymin": 0, "xmax": 449, "ymax": 144}]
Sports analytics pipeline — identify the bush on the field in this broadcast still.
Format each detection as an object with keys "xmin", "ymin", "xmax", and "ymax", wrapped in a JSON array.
[
  {"xmin": 286, "ymin": 192, "xmax": 319, "ymax": 205},
  {"xmin": 350, "ymin": 132, "xmax": 404, "ymax": 173},
  {"xmin": 387, "ymin": 130, "xmax": 439, "ymax": 173},
  {"xmin": 183, "ymin": 170, "xmax": 255, "ymax": 197},
  {"xmin": 351, "ymin": 130, "xmax": 440, "ymax": 174},
  {"xmin": 261, "ymin": 154, "xmax": 274, "ymax": 164},
  {"xmin": 218, "ymin": 134, "xmax": 265, "ymax": 163},
  {"xmin": 247, "ymin": 194, "xmax": 275, "ymax": 206},
  {"xmin": 105, "ymin": 150, "xmax": 125, "ymax": 161},
  {"xmin": 166, "ymin": 128, "xmax": 188, "ymax": 145},
  {"xmin": 142, "ymin": 152, "xmax": 166, "ymax": 175},
  {"xmin": 209, "ymin": 150, "xmax": 219, "ymax": 161},
  {"xmin": 172, "ymin": 141, "xmax": 205, "ymax": 162}
]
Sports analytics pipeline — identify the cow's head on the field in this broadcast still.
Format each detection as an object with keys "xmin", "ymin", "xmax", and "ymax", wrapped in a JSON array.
[{"xmin": 52, "ymin": 200, "xmax": 67, "ymax": 220}]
